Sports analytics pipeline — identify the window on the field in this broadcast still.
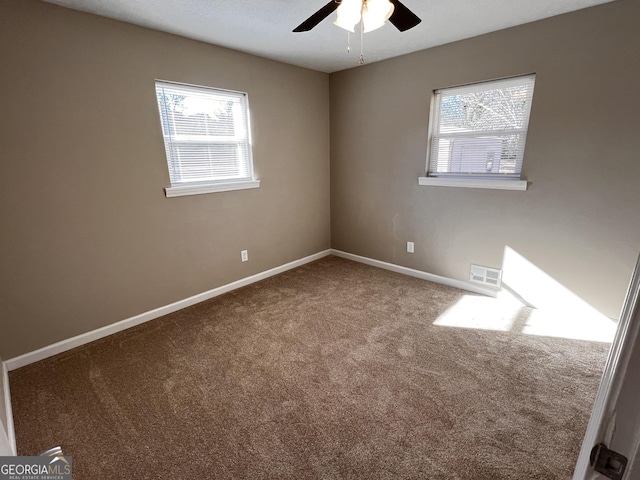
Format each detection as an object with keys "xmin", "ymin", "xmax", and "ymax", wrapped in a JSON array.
[
  {"xmin": 420, "ymin": 74, "xmax": 536, "ymax": 191},
  {"xmin": 155, "ymin": 80, "xmax": 259, "ymax": 197}
]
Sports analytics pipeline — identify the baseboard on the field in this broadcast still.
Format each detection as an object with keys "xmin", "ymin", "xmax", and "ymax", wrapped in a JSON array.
[
  {"xmin": 330, "ymin": 249, "xmax": 498, "ymax": 297},
  {"xmin": 1, "ymin": 360, "xmax": 16, "ymax": 455},
  {"xmin": 5, "ymin": 250, "xmax": 332, "ymax": 371}
]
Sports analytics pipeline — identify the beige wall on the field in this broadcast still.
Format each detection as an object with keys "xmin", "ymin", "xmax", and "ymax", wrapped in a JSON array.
[
  {"xmin": 330, "ymin": 0, "xmax": 640, "ymax": 319},
  {"xmin": 0, "ymin": 0, "xmax": 330, "ymax": 359}
]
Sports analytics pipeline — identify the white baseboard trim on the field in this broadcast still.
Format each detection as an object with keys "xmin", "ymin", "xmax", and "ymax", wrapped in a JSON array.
[
  {"xmin": 1, "ymin": 360, "xmax": 16, "ymax": 455},
  {"xmin": 5, "ymin": 250, "xmax": 331, "ymax": 371},
  {"xmin": 330, "ymin": 249, "xmax": 497, "ymax": 297}
]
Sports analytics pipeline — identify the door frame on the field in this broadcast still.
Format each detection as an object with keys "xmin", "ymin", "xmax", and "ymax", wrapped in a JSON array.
[{"xmin": 573, "ymin": 254, "xmax": 640, "ymax": 479}]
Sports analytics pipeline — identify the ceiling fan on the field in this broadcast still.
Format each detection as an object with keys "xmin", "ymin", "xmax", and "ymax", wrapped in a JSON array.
[{"xmin": 293, "ymin": 0, "xmax": 421, "ymax": 33}]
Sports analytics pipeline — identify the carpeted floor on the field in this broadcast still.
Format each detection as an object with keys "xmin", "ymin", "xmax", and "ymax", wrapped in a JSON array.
[{"xmin": 9, "ymin": 256, "xmax": 609, "ymax": 479}]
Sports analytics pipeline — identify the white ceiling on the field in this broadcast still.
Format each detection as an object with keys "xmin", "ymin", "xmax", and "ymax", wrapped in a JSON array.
[{"xmin": 41, "ymin": 0, "xmax": 615, "ymax": 73}]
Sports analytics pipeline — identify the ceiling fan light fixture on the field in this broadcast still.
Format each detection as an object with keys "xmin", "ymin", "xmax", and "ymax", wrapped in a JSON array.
[
  {"xmin": 362, "ymin": 0, "xmax": 395, "ymax": 33},
  {"xmin": 293, "ymin": 0, "xmax": 420, "ymax": 35},
  {"xmin": 334, "ymin": 0, "xmax": 363, "ymax": 33}
]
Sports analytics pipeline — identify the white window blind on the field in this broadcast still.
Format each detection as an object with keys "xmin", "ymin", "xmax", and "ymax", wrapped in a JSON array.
[
  {"xmin": 155, "ymin": 81, "xmax": 256, "ymax": 194},
  {"xmin": 427, "ymin": 74, "xmax": 536, "ymax": 180}
]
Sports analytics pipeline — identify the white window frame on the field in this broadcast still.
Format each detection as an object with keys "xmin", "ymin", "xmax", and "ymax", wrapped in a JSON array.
[
  {"xmin": 155, "ymin": 80, "xmax": 260, "ymax": 197},
  {"xmin": 419, "ymin": 74, "xmax": 536, "ymax": 191}
]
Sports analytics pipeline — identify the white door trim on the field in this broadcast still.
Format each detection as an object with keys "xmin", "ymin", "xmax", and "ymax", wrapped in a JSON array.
[
  {"xmin": 1, "ymin": 361, "xmax": 16, "ymax": 455},
  {"xmin": 573, "ymin": 254, "xmax": 640, "ymax": 479}
]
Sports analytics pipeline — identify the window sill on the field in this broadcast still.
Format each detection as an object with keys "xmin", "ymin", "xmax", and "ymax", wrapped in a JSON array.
[
  {"xmin": 165, "ymin": 179, "xmax": 261, "ymax": 197},
  {"xmin": 418, "ymin": 177, "xmax": 528, "ymax": 191}
]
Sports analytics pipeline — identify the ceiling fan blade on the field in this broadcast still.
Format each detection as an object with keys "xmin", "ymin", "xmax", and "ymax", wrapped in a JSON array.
[
  {"xmin": 388, "ymin": 0, "xmax": 422, "ymax": 32},
  {"xmin": 293, "ymin": 1, "xmax": 340, "ymax": 32}
]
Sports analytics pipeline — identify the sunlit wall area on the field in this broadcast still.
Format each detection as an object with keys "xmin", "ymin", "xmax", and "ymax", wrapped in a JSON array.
[{"xmin": 501, "ymin": 246, "xmax": 616, "ymax": 342}]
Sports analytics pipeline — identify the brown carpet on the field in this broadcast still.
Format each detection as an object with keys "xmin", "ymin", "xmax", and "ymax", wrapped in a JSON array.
[{"xmin": 9, "ymin": 256, "xmax": 609, "ymax": 479}]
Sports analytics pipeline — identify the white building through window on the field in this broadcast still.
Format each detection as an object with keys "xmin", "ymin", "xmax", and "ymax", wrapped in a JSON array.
[
  {"xmin": 420, "ymin": 74, "xmax": 536, "ymax": 191},
  {"xmin": 155, "ymin": 80, "xmax": 259, "ymax": 197}
]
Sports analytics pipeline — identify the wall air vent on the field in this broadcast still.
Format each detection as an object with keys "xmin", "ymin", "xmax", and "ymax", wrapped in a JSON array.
[{"xmin": 470, "ymin": 264, "xmax": 503, "ymax": 288}]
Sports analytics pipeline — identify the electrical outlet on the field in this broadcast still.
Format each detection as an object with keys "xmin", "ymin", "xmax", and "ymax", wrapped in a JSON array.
[
  {"xmin": 241, "ymin": 250, "xmax": 248, "ymax": 262},
  {"xmin": 407, "ymin": 242, "xmax": 414, "ymax": 253}
]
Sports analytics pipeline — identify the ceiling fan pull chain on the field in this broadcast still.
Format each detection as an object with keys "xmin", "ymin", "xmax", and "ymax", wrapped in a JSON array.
[
  {"xmin": 359, "ymin": 18, "xmax": 365, "ymax": 64},
  {"xmin": 347, "ymin": 30, "xmax": 351, "ymax": 54}
]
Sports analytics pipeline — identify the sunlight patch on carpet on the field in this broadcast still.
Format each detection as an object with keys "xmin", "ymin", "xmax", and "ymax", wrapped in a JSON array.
[
  {"xmin": 520, "ymin": 308, "xmax": 616, "ymax": 342},
  {"xmin": 434, "ymin": 293, "xmax": 523, "ymax": 332}
]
